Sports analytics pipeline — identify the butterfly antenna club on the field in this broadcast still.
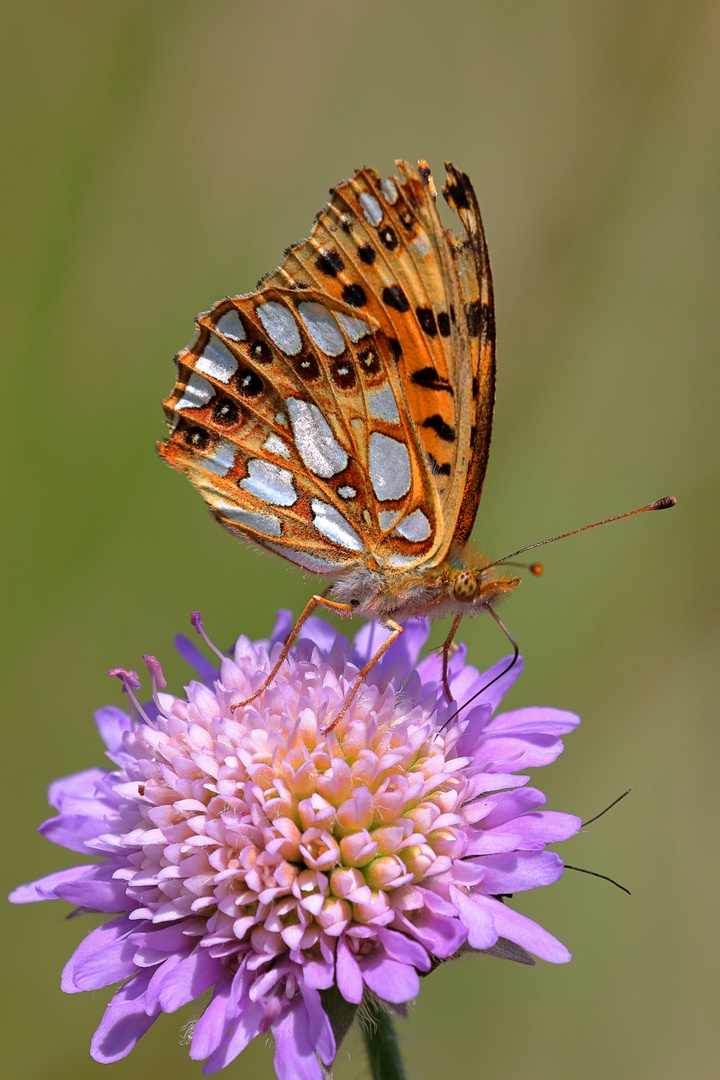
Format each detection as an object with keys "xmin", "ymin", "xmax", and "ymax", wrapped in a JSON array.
[{"xmin": 492, "ymin": 496, "xmax": 677, "ymax": 567}]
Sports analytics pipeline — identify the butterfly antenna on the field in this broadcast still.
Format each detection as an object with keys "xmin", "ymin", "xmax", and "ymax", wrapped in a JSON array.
[
  {"xmin": 491, "ymin": 495, "xmax": 677, "ymax": 568},
  {"xmin": 582, "ymin": 789, "xmax": 631, "ymax": 828},
  {"xmin": 563, "ymin": 864, "xmax": 631, "ymax": 896},
  {"xmin": 441, "ymin": 609, "xmax": 519, "ymax": 729}
]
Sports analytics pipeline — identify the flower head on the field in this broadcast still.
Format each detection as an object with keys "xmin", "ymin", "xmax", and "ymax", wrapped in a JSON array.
[{"xmin": 11, "ymin": 612, "xmax": 580, "ymax": 1076}]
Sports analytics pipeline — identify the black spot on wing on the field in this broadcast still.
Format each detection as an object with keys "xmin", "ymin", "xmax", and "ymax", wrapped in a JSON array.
[
  {"xmin": 379, "ymin": 226, "xmax": 398, "ymax": 251},
  {"xmin": 183, "ymin": 425, "xmax": 210, "ymax": 450},
  {"xmin": 382, "ymin": 285, "xmax": 409, "ymax": 313},
  {"xmin": 465, "ymin": 299, "xmax": 481, "ymax": 337},
  {"xmin": 250, "ymin": 340, "xmax": 273, "ymax": 364},
  {"xmin": 398, "ymin": 208, "xmax": 414, "ymax": 232},
  {"xmin": 422, "ymin": 414, "xmax": 455, "ymax": 442},
  {"xmin": 388, "ymin": 337, "xmax": 402, "ymax": 360},
  {"xmin": 294, "ymin": 354, "xmax": 320, "ymax": 381},
  {"xmin": 342, "ymin": 283, "xmax": 367, "ymax": 308},
  {"xmin": 331, "ymin": 357, "xmax": 356, "ymax": 390},
  {"xmin": 416, "ymin": 307, "xmax": 437, "ymax": 337},
  {"xmin": 235, "ymin": 366, "xmax": 263, "ymax": 397},
  {"xmin": 411, "ymin": 367, "xmax": 453, "ymax": 393},
  {"xmin": 358, "ymin": 347, "xmax": 381, "ymax": 376},
  {"xmin": 443, "ymin": 171, "xmax": 472, "ymax": 210},
  {"xmin": 428, "ymin": 452, "xmax": 451, "ymax": 477},
  {"xmin": 315, "ymin": 249, "xmax": 344, "ymax": 277},
  {"xmin": 213, "ymin": 398, "xmax": 239, "ymax": 424},
  {"xmin": 358, "ymin": 244, "xmax": 376, "ymax": 265},
  {"xmin": 437, "ymin": 311, "xmax": 451, "ymax": 337}
]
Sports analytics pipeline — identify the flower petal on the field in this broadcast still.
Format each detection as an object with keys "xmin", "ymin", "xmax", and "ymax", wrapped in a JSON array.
[
  {"xmin": 54, "ymin": 863, "xmax": 131, "ymax": 911},
  {"xmin": 189, "ymin": 975, "xmax": 233, "ymax": 1061},
  {"xmin": 93, "ymin": 706, "xmax": 132, "ymax": 754},
  {"xmin": 449, "ymin": 886, "xmax": 498, "ymax": 949},
  {"xmin": 174, "ymin": 633, "xmax": 220, "ymax": 683},
  {"xmin": 336, "ymin": 937, "xmax": 363, "ymax": 1003},
  {"xmin": 270, "ymin": 608, "xmax": 295, "ymax": 647},
  {"xmin": 473, "ymin": 851, "xmax": 566, "ymax": 893},
  {"xmin": 487, "ymin": 706, "xmax": 580, "ymax": 735},
  {"xmin": 89, "ymin": 970, "xmax": 158, "ymax": 1063},
  {"xmin": 61, "ymin": 916, "xmax": 137, "ymax": 992},
  {"xmin": 47, "ymin": 768, "xmax": 108, "ymax": 809},
  {"xmin": 202, "ymin": 1000, "xmax": 264, "ymax": 1074},
  {"xmin": 377, "ymin": 928, "xmax": 431, "ymax": 972},
  {"xmin": 9, "ymin": 864, "xmax": 96, "ymax": 904},
  {"xmin": 360, "ymin": 956, "xmax": 420, "ymax": 1003},
  {"xmin": 150, "ymin": 946, "xmax": 221, "ymax": 1012},
  {"xmin": 476, "ymin": 896, "xmax": 572, "ymax": 963},
  {"xmin": 272, "ymin": 1004, "xmax": 325, "ymax": 1080}
]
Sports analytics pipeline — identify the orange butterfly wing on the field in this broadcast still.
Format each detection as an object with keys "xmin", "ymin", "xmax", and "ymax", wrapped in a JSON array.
[
  {"xmin": 159, "ymin": 160, "xmax": 495, "ymax": 576},
  {"xmin": 261, "ymin": 159, "xmax": 495, "ymax": 555}
]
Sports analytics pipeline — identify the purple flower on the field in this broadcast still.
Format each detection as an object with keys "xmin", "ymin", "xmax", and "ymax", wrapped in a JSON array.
[{"xmin": 11, "ymin": 612, "xmax": 580, "ymax": 1076}]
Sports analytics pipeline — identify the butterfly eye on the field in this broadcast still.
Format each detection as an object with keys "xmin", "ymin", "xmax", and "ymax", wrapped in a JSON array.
[{"xmin": 452, "ymin": 570, "xmax": 480, "ymax": 602}]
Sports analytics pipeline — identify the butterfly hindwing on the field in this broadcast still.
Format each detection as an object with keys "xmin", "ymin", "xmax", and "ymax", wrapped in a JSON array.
[{"xmin": 159, "ymin": 286, "xmax": 442, "ymax": 575}]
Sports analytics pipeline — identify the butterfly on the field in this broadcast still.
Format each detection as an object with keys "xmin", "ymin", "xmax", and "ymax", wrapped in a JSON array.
[{"xmin": 159, "ymin": 159, "xmax": 529, "ymax": 724}]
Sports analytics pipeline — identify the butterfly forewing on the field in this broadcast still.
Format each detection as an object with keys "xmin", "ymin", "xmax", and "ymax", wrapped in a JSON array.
[
  {"xmin": 262, "ymin": 159, "xmax": 494, "ymax": 557},
  {"xmin": 440, "ymin": 163, "xmax": 496, "ymax": 549},
  {"xmin": 159, "ymin": 160, "xmax": 495, "ymax": 581}
]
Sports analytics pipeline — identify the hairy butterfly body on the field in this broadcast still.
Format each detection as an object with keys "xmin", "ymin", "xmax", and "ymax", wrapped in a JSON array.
[{"xmin": 159, "ymin": 160, "xmax": 521, "ymax": 719}]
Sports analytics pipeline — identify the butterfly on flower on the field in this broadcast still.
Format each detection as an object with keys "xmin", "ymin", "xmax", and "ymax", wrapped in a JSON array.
[{"xmin": 158, "ymin": 159, "xmax": 673, "ymax": 725}]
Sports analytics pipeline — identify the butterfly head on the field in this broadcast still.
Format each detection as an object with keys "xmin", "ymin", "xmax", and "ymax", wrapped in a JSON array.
[{"xmin": 449, "ymin": 559, "xmax": 520, "ymax": 611}]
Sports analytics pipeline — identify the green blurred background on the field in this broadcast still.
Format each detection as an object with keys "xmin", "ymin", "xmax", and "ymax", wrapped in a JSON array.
[{"xmin": 3, "ymin": 1, "xmax": 718, "ymax": 1077}]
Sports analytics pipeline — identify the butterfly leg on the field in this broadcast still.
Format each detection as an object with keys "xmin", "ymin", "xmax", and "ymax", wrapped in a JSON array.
[
  {"xmin": 231, "ymin": 595, "xmax": 354, "ymax": 712},
  {"xmin": 440, "ymin": 613, "xmax": 464, "ymax": 702},
  {"xmin": 324, "ymin": 620, "xmax": 403, "ymax": 733}
]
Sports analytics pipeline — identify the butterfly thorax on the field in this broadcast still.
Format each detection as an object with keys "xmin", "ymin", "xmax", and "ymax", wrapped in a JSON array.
[{"xmin": 330, "ymin": 548, "xmax": 520, "ymax": 624}]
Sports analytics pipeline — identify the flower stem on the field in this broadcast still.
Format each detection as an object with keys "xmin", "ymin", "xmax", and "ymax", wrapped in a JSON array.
[{"xmin": 362, "ymin": 1000, "xmax": 406, "ymax": 1080}]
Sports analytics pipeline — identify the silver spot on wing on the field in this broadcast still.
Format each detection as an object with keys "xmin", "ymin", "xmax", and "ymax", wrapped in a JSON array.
[
  {"xmin": 240, "ymin": 460, "xmax": 297, "ymax": 506},
  {"xmin": 215, "ymin": 309, "xmax": 246, "ymax": 341},
  {"xmin": 310, "ymin": 499, "xmax": 364, "ymax": 551},
  {"xmin": 213, "ymin": 500, "xmax": 282, "ymax": 537},
  {"xmin": 378, "ymin": 510, "xmax": 398, "ymax": 531},
  {"xmin": 263, "ymin": 434, "xmax": 291, "ymax": 459},
  {"xmin": 412, "ymin": 232, "xmax": 431, "ymax": 257},
  {"xmin": 256, "ymin": 301, "xmax": 302, "ymax": 356},
  {"xmin": 175, "ymin": 372, "xmax": 215, "ymax": 410},
  {"xmin": 298, "ymin": 302, "xmax": 345, "ymax": 357},
  {"xmin": 336, "ymin": 312, "xmax": 371, "ymax": 342},
  {"xmin": 368, "ymin": 385, "xmax": 400, "ymax": 423},
  {"xmin": 202, "ymin": 440, "xmax": 236, "ymax": 476},
  {"xmin": 359, "ymin": 192, "xmax": 383, "ymax": 226},
  {"xmin": 266, "ymin": 543, "xmax": 346, "ymax": 575},
  {"xmin": 196, "ymin": 339, "xmax": 238, "ymax": 383},
  {"xmin": 394, "ymin": 509, "xmax": 431, "ymax": 542},
  {"xmin": 388, "ymin": 554, "xmax": 417, "ymax": 568},
  {"xmin": 381, "ymin": 177, "xmax": 398, "ymax": 205},
  {"xmin": 286, "ymin": 398, "xmax": 348, "ymax": 479},
  {"xmin": 368, "ymin": 432, "xmax": 411, "ymax": 501}
]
